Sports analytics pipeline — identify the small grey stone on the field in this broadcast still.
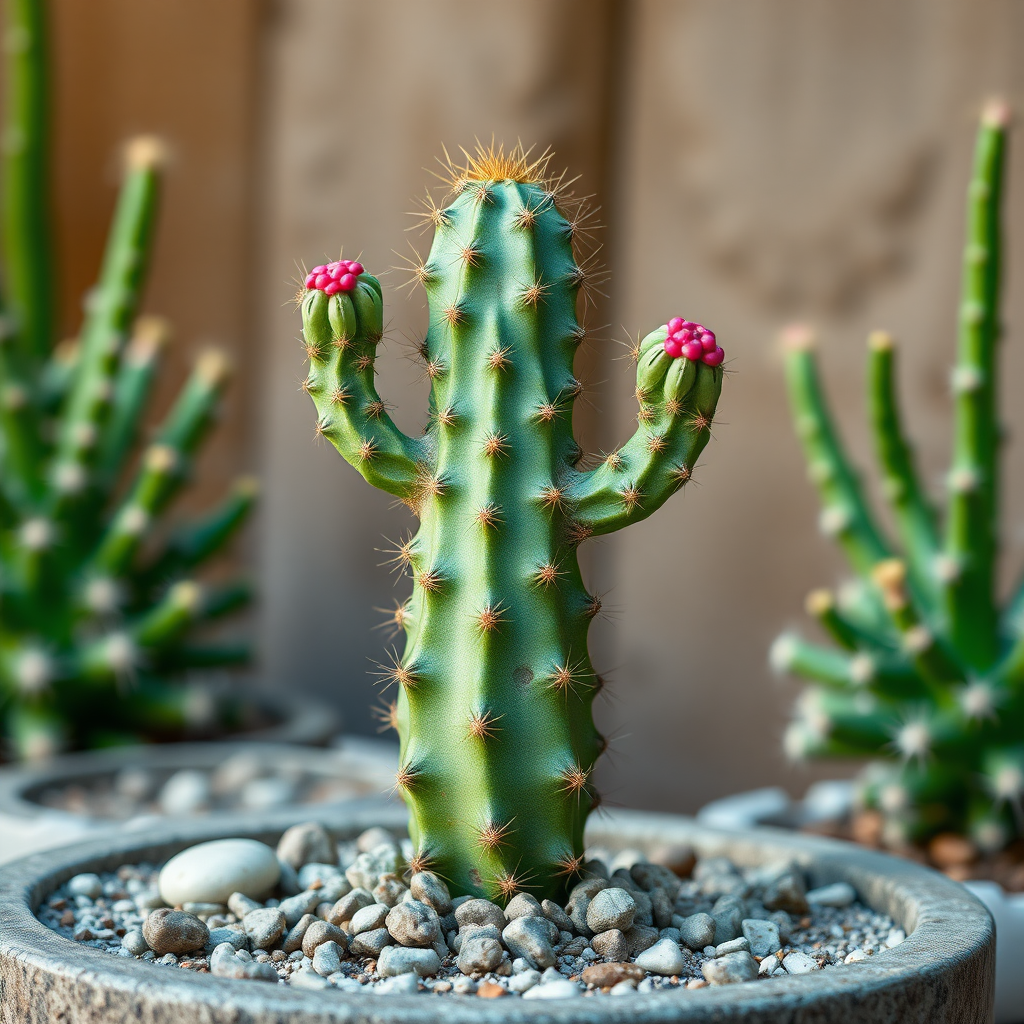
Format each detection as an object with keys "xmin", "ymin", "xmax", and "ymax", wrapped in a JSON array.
[
  {"xmin": 702, "ymin": 950, "xmax": 759, "ymax": 985},
  {"xmin": 277, "ymin": 890, "xmax": 321, "ymax": 927},
  {"xmin": 560, "ymin": 935, "xmax": 589, "ymax": 957},
  {"xmin": 244, "ymin": 908, "xmax": 285, "ymax": 949},
  {"xmin": 386, "ymin": 900, "xmax": 439, "ymax": 947},
  {"xmin": 502, "ymin": 916, "xmax": 556, "ymax": 969},
  {"xmin": 356, "ymin": 826, "xmax": 396, "ymax": 852},
  {"xmin": 522, "ymin": 978, "xmax": 580, "ymax": 999},
  {"xmin": 586, "ymin": 887, "xmax": 636, "ymax": 933},
  {"xmin": 158, "ymin": 770, "xmax": 210, "ymax": 815},
  {"xmin": 759, "ymin": 954, "xmax": 783, "ymax": 976},
  {"xmin": 181, "ymin": 901, "xmax": 225, "ymax": 918},
  {"xmin": 328, "ymin": 889, "xmax": 375, "ymax": 926},
  {"xmin": 769, "ymin": 910, "xmax": 793, "ymax": 943},
  {"xmin": 312, "ymin": 939, "xmax": 343, "ymax": 976},
  {"xmin": 377, "ymin": 944, "xmax": 441, "ymax": 978},
  {"xmin": 678, "ymin": 912, "xmax": 716, "ymax": 950},
  {"xmin": 742, "ymin": 918, "xmax": 781, "ymax": 957},
  {"xmin": 375, "ymin": 972, "xmax": 421, "ymax": 994},
  {"xmin": 409, "ymin": 872, "xmax": 452, "ymax": 915},
  {"xmin": 541, "ymin": 899, "xmax": 572, "ymax": 933},
  {"xmin": 457, "ymin": 934, "xmax": 504, "ymax": 975},
  {"xmin": 227, "ymin": 892, "xmax": 262, "ymax": 919},
  {"xmin": 591, "ymin": 928, "xmax": 630, "ymax": 960},
  {"xmin": 508, "ymin": 968, "xmax": 541, "ymax": 993},
  {"xmin": 504, "ymin": 892, "xmax": 543, "ymax": 920},
  {"xmin": 349, "ymin": 903, "xmax": 389, "ymax": 934},
  {"xmin": 634, "ymin": 937, "xmax": 686, "ymax": 976},
  {"xmin": 693, "ymin": 857, "xmax": 738, "ymax": 882},
  {"xmin": 452, "ymin": 922, "xmax": 501, "ymax": 952},
  {"xmin": 276, "ymin": 859, "xmax": 302, "ymax": 897},
  {"xmin": 711, "ymin": 895, "xmax": 745, "ymax": 943},
  {"xmin": 455, "ymin": 898, "xmax": 506, "ymax": 931},
  {"xmin": 69, "ymin": 873, "xmax": 103, "ymax": 900},
  {"xmin": 120, "ymin": 929, "xmax": 149, "ymax": 956},
  {"xmin": 207, "ymin": 926, "xmax": 248, "ymax": 952},
  {"xmin": 350, "ymin": 926, "xmax": 391, "ymax": 957},
  {"xmin": 373, "ymin": 873, "xmax": 408, "ymax": 908},
  {"xmin": 244, "ymin": 961, "xmax": 279, "ymax": 982},
  {"xmin": 315, "ymin": 876, "xmax": 351, "ymax": 904},
  {"xmin": 715, "ymin": 936, "xmax": 750, "ymax": 956},
  {"xmin": 301, "ymin": 919, "xmax": 348, "ymax": 957},
  {"xmin": 283, "ymin": 914, "xmax": 316, "ymax": 953},
  {"xmin": 142, "ymin": 908, "xmax": 209, "ymax": 955},
  {"xmin": 649, "ymin": 887, "xmax": 675, "ymax": 928},
  {"xmin": 276, "ymin": 822, "xmax": 335, "ymax": 870},
  {"xmin": 782, "ymin": 950, "xmax": 820, "ymax": 974},
  {"xmin": 297, "ymin": 862, "xmax": 342, "ymax": 891},
  {"xmin": 291, "ymin": 967, "xmax": 330, "ymax": 990},
  {"xmin": 210, "ymin": 942, "xmax": 247, "ymax": 978},
  {"xmin": 624, "ymin": 924, "xmax": 660, "ymax": 956},
  {"xmin": 762, "ymin": 871, "xmax": 809, "ymax": 915},
  {"xmin": 610, "ymin": 980, "xmax": 638, "ymax": 995},
  {"xmin": 806, "ymin": 881, "xmax": 856, "ymax": 908},
  {"xmin": 630, "ymin": 862, "xmax": 682, "ymax": 895},
  {"xmin": 346, "ymin": 844, "xmax": 402, "ymax": 891}
]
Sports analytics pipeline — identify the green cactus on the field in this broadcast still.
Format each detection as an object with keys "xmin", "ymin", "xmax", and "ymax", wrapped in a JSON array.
[
  {"xmin": 298, "ymin": 144, "xmax": 724, "ymax": 901},
  {"xmin": 773, "ymin": 103, "xmax": 1023, "ymax": 851},
  {"xmin": 0, "ymin": 0, "xmax": 255, "ymax": 760}
]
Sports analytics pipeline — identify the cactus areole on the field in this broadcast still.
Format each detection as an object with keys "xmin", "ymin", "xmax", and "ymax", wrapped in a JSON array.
[{"xmin": 298, "ymin": 146, "xmax": 724, "ymax": 901}]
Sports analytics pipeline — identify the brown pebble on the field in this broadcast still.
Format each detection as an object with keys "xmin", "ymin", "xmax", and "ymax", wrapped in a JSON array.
[
  {"xmin": 929, "ymin": 833, "xmax": 977, "ymax": 869},
  {"xmin": 581, "ymin": 962, "xmax": 646, "ymax": 989},
  {"xmin": 50, "ymin": 899, "xmax": 67, "ymax": 911},
  {"xmin": 687, "ymin": 978, "xmax": 707, "ymax": 989},
  {"xmin": 850, "ymin": 810, "xmax": 883, "ymax": 847},
  {"xmin": 60, "ymin": 910, "xmax": 75, "ymax": 927},
  {"xmin": 477, "ymin": 981, "xmax": 506, "ymax": 998}
]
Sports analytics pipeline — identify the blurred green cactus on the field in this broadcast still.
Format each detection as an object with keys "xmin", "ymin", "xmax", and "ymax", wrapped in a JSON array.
[
  {"xmin": 773, "ymin": 103, "xmax": 1023, "ymax": 851},
  {"xmin": 0, "ymin": 0, "xmax": 254, "ymax": 759},
  {"xmin": 296, "ymin": 144, "xmax": 724, "ymax": 900}
]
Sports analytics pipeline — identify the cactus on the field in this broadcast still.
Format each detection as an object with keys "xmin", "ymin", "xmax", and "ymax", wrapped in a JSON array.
[
  {"xmin": 297, "ymin": 144, "xmax": 724, "ymax": 900},
  {"xmin": 0, "ymin": 0, "xmax": 254, "ymax": 760},
  {"xmin": 773, "ymin": 103, "xmax": 1023, "ymax": 851}
]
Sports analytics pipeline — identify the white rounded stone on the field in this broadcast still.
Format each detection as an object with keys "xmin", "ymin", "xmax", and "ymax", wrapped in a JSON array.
[{"xmin": 158, "ymin": 839, "xmax": 280, "ymax": 906}]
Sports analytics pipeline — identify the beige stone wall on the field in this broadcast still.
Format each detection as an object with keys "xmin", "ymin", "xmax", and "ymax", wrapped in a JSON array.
[{"xmin": 47, "ymin": 1, "xmax": 1024, "ymax": 812}]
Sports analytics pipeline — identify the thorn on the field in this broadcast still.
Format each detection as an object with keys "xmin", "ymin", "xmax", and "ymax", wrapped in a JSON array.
[
  {"xmin": 304, "ymin": 340, "xmax": 324, "ymax": 361},
  {"xmin": 406, "ymin": 848, "xmax": 437, "ymax": 876},
  {"xmin": 467, "ymin": 709, "xmax": 503, "ymax": 740},
  {"xmin": 619, "ymin": 485, "xmax": 643, "ymax": 513},
  {"xmin": 688, "ymin": 411, "xmax": 712, "ymax": 433},
  {"xmin": 436, "ymin": 406, "xmax": 458, "ymax": 428},
  {"xmin": 547, "ymin": 657, "xmax": 593, "ymax": 698},
  {"xmin": 559, "ymin": 762, "xmax": 591, "ymax": 800},
  {"xmin": 365, "ymin": 399, "xmax": 386, "ymax": 419},
  {"xmin": 415, "ymin": 567, "xmax": 445, "ymax": 593},
  {"xmin": 533, "ymin": 561, "xmax": 565, "ymax": 588},
  {"xmin": 669, "ymin": 464, "xmax": 691, "ymax": 488},
  {"xmin": 373, "ymin": 701, "xmax": 400, "ymax": 733},
  {"xmin": 566, "ymin": 520, "xmax": 593, "ymax": 546},
  {"xmin": 372, "ymin": 649, "xmax": 418, "ymax": 691},
  {"xmin": 489, "ymin": 866, "xmax": 531, "ymax": 902},
  {"xmin": 535, "ymin": 402, "xmax": 559, "ymax": 423},
  {"xmin": 458, "ymin": 243, "xmax": 483, "ymax": 267},
  {"xmin": 379, "ymin": 534, "xmax": 416, "ymax": 575},
  {"xmin": 664, "ymin": 398, "xmax": 684, "ymax": 417},
  {"xmin": 539, "ymin": 485, "xmax": 565, "ymax": 511},
  {"xmin": 442, "ymin": 302, "xmax": 466, "ymax": 327},
  {"xmin": 393, "ymin": 762, "xmax": 421, "ymax": 794},
  {"xmin": 330, "ymin": 386, "xmax": 351, "ymax": 406},
  {"xmin": 637, "ymin": 404, "xmax": 655, "ymax": 424},
  {"xmin": 553, "ymin": 852, "xmax": 585, "ymax": 879},
  {"xmin": 475, "ymin": 601, "xmax": 507, "ymax": 633},
  {"xmin": 354, "ymin": 353, "xmax": 374, "ymax": 372},
  {"xmin": 474, "ymin": 503, "xmax": 503, "ymax": 530},
  {"xmin": 488, "ymin": 346, "xmax": 512, "ymax": 371},
  {"xmin": 481, "ymin": 431, "xmax": 509, "ymax": 458},
  {"xmin": 519, "ymin": 278, "xmax": 550, "ymax": 307},
  {"xmin": 604, "ymin": 451, "xmax": 624, "ymax": 471},
  {"xmin": 583, "ymin": 594, "xmax": 603, "ymax": 619},
  {"xmin": 373, "ymin": 599, "xmax": 412, "ymax": 639},
  {"xmin": 357, "ymin": 438, "xmax": 377, "ymax": 461},
  {"xmin": 476, "ymin": 819, "xmax": 513, "ymax": 851},
  {"xmin": 646, "ymin": 433, "xmax": 667, "ymax": 454}
]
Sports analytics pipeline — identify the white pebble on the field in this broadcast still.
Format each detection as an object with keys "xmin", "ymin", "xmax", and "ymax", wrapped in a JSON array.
[
  {"xmin": 885, "ymin": 927, "xmax": 906, "ymax": 948},
  {"xmin": 522, "ymin": 978, "xmax": 580, "ymax": 999},
  {"xmin": 806, "ymin": 882, "xmax": 857, "ymax": 908},
  {"xmin": 158, "ymin": 770, "xmax": 211, "ymax": 815},
  {"xmin": 633, "ymin": 937, "xmax": 685, "ymax": 976},
  {"xmin": 158, "ymin": 839, "xmax": 280, "ymax": 905},
  {"xmin": 782, "ymin": 950, "xmax": 820, "ymax": 974}
]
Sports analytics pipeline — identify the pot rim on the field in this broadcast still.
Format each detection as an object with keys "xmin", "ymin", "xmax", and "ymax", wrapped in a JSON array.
[{"xmin": 0, "ymin": 805, "xmax": 994, "ymax": 1023}]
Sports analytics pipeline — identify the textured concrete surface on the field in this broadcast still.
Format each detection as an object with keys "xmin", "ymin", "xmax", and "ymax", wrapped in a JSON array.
[{"xmin": 0, "ymin": 807, "xmax": 994, "ymax": 1023}]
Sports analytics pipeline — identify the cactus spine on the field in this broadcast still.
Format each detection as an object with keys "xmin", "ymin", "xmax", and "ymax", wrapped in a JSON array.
[
  {"xmin": 774, "ymin": 104, "xmax": 1022, "ymax": 850},
  {"xmin": 0, "ymin": 0, "xmax": 254, "ymax": 759},
  {"xmin": 299, "ymin": 146, "xmax": 724, "ymax": 901}
]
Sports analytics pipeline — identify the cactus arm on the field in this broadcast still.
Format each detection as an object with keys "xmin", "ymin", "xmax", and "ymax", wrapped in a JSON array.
[
  {"xmin": 569, "ymin": 326, "xmax": 723, "ymax": 536},
  {"xmin": 0, "ymin": 374, "xmax": 45, "ymax": 504},
  {"xmin": 94, "ymin": 317, "xmax": 168, "ymax": 487},
  {"xmin": 300, "ymin": 276, "xmax": 429, "ymax": 502},
  {"xmin": 51, "ymin": 139, "xmax": 163, "ymax": 506},
  {"xmin": 866, "ymin": 331, "xmax": 940, "ymax": 604},
  {"xmin": 782, "ymin": 328, "xmax": 890, "ymax": 576},
  {"xmin": 89, "ymin": 351, "xmax": 232, "ymax": 577},
  {"xmin": 2, "ymin": 0, "xmax": 51, "ymax": 363},
  {"xmin": 943, "ymin": 104, "xmax": 1008, "ymax": 670}
]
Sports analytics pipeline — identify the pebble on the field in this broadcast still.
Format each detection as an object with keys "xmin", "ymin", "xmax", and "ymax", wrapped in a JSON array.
[
  {"xmin": 633, "ymin": 937, "xmax": 685, "ymax": 976},
  {"xmin": 283, "ymin": 914, "xmax": 316, "ymax": 953},
  {"xmin": 586, "ymin": 887, "xmax": 636, "ymax": 932},
  {"xmin": 806, "ymin": 882, "xmax": 857, "ymax": 908},
  {"xmin": 502, "ymin": 916, "xmax": 557, "ymax": 968},
  {"xmin": 240, "ymin": 777, "xmax": 296, "ymax": 810},
  {"xmin": 508, "ymin": 969, "xmax": 541, "ymax": 993},
  {"xmin": 783, "ymin": 950, "xmax": 820, "ymax": 974},
  {"xmin": 741, "ymin": 918, "xmax": 781, "ymax": 956},
  {"xmin": 702, "ymin": 950, "xmax": 759, "ymax": 985},
  {"xmin": 375, "ymin": 972, "xmax": 420, "ymax": 994},
  {"xmin": 582, "ymin": 962, "xmax": 645, "ymax": 988},
  {"xmin": 276, "ymin": 822, "xmax": 335, "ymax": 870},
  {"xmin": 458, "ymin": 934, "xmax": 504, "ymax": 974},
  {"xmin": 678, "ymin": 911, "xmax": 716, "ymax": 950},
  {"xmin": 298, "ymin": 862, "xmax": 343, "ymax": 890},
  {"xmin": 243, "ymin": 907, "xmax": 285, "ymax": 949},
  {"xmin": 522, "ymin": 978, "xmax": 580, "ymax": 999},
  {"xmin": 386, "ymin": 900, "xmax": 439, "ymax": 947},
  {"xmin": 591, "ymin": 928, "xmax": 629, "ymax": 960},
  {"xmin": 885, "ymin": 928, "xmax": 906, "ymax": 947},
  {"xmin": 329, "ymin": 889, "xmax": 374, "ymax": 926},
  {"xmin": 120, "ymin": 930, "xmax": 149, "ymax": 956},
  {"xmin": 207, "ymin": 926, "xmax": 247, "ymax": 951},
  {"xmin": 711, "ymin": 894, "xmax": 744, "ymax": 943},
  {"xmin": 142, "ymin": 908, "xmax": 209, "ymax": 955},
  {"xmin": 301, "ymin": 920, "xmax": 347, "ymax": 957},
  {"xmin": 312, "ymin": 939, "xmax": 343, "ymax": 976},
  {"xmin": 158, "ymin": 770, "xmax": 211, "ymax": 815},
  {"xmin": 377, "ymin": 944, "xmax": 441, "ymax": 978},
  {"xmin": 504, "ymin": 892, "xmax": 543, "ymax": 920},
  {"xmin": 228, "ymin": 892, "xmax": 262, "ymax": 918},
  {"xmin": 409, "ymin": 872, "xmax": 452, "ymax": 915},
  {"xmin": 763, "ymin": 871, "xmax": 809, "ymax": 915},
  {"xmin": 716, "ymin": 936, "xmax": 751, "ymax": 956},
  {"xmin": 350, "ymin": 926, "xmax": 391, "ymax": 956},
  {"xmin": 541, "ymin": 899, "xmax": 573, "ymax": 932},
  {"xmin": 68, "ymin": 874, "xmax": 103, "ymax": 899},
  {"xmin": 277, "ymin": 890, "xmax": 321, "ymax": 926},
  {"xmin": 159, "ymin": 840, "xmax": 279, "ymax": 905},
  {"xmin": 291, "ymin": 967, "xmax": 330, "ymax": 990},
  {"xmin": 454, "ymin": 898, "xmax": 506, "ymax": 931},
  {"xmin": 349, "ymin": 903, "xmax": 389, "ymax": 934}
]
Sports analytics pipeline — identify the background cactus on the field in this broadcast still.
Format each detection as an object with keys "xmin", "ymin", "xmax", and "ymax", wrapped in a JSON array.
[
  {"xmin": 772, "ymin": 103, "xmax": 1021, "ymax": 851},
  {"xmin": 298, "ymin": 144, "xmax": 724, "ymax": 901},
  {"xmin": 0, "ymin": 0, "xmax": 254, "ymax": 760}
]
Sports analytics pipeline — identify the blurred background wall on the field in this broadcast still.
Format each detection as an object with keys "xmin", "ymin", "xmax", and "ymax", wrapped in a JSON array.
[{"xmin": 49, "ymin": 0, "xmax": 1024, "ymax": 812}]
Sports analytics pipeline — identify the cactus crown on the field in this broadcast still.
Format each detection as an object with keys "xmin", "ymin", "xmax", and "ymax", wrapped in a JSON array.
[
  {"xmin": 0, "ymin": 0, "xmax": 254, "ymax": 759},
  {"xmin": 774, "ymin": 103, "xmax": 1021, "ymax": 852},
  {"xmin": 298, "ymin": 142, "xmax": 724, "ymax": 901}
]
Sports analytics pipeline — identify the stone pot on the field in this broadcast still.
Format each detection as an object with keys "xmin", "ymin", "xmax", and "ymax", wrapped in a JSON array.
[
  {"xmin": 698, "ymin": 785, "xmax": 1021, "ymax": 1024},
  {"xmin": 0, "ymin": 737, "xmax": 398, "ymax": 865},
  {"xmin": 0, "ymin": 805, "xmax": 993, "ymax": 1023}
]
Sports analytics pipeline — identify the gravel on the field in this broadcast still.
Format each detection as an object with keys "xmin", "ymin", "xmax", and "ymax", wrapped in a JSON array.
[{"xmin": 44, "ymin": 824, "xmax": 902, "ymax": 998}]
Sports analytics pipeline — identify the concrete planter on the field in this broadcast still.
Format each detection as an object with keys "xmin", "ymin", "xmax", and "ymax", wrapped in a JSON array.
[
  {"xmin": 698, "ymin": 785, "xmax": 1021, "ymax": 1024},
  {"xmin": 0, "ymin": 806, "xmax": 993, "ymax": 1023},
  {"xmin": 0, "ymin": 737, "xmax": 397, "ymax": 865}
]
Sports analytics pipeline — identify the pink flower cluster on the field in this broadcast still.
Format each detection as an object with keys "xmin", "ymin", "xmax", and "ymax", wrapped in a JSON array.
[
  {"xmin": 304, "ymin": 259, "xmax": 365, "ymax": 295},
  {"xmin": 663, "ymin": 317, "xmax": 724, "ymax": 367}
]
